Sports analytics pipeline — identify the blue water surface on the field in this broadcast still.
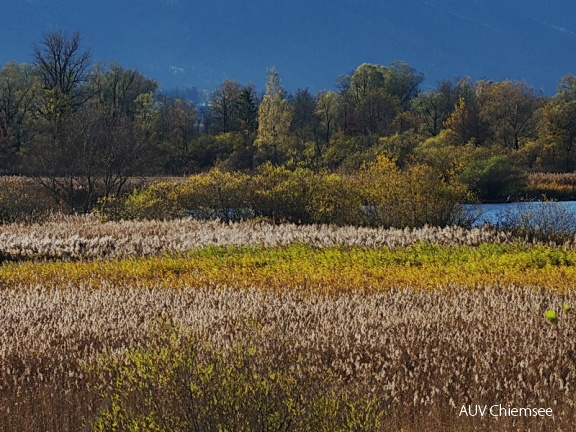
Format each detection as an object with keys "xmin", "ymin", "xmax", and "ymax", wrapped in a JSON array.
[{"xmin": 466, "ymin": 201, "xmax": 576, "ymax": 227}]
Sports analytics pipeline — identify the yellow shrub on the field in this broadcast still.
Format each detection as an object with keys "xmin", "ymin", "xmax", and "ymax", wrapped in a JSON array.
[
  {"xmin": 308, "ymin": 172, "xmax": 363, "ymax": 226},
  {"xmin": 250, "ymin": 164, "xmax": 314, "ymax": 223},
  {"xmin": 180, "ymin": 169, "xmax": 251, "ymax": 221},
  {"xmin": 124, "ymin": 182, "xmax": 184, "ymax": 220},
  {"xmin": 355, "ymin": 156, "xmax": 472, "ymax": 228}
]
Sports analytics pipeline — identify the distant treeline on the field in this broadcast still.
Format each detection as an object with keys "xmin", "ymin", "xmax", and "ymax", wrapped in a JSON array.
[{"xmin": 2, "ymin": 30, "xmax": 576, "ymax": 215}]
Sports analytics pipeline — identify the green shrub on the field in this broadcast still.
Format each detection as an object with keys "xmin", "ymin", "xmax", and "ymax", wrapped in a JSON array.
[
  {"xmin": 460, "ymin": 155, "xmax": 526, "ymax": 201},
  {"xmin": 88, "ymin": 323, "xmax": 384, "ymax": 432},
  {"xmin": 412, "ymin": 134, "xmax": 475, "ymax": 180}
]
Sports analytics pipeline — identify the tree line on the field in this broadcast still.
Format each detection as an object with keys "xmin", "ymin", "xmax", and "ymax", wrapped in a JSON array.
[{"xmin": 1, "ymin": 31, "xmax": 576, "ymax": 213}]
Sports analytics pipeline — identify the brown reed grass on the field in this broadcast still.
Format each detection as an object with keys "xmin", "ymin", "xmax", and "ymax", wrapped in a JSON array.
[
  {"xmin": 0, "ymin": 217, "xmax": 573, "ymax": 431},
  {"xmin": 0, "ymin": 279, "xmax": 574, "ymax": 431},
  {"xmin": 0, "ymin": 215, "xmax": 516, "ymax": 262}
]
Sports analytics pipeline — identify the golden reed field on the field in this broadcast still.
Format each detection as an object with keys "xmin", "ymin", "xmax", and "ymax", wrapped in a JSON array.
[{"xmin": 1, "ymin": 216, "xmax": 575, "ymax": 431}]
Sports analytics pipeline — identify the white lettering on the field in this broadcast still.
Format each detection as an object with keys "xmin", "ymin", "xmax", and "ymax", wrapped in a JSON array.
[
  {"xmin": 485, "ymin": 405, "xmax": 553, "ymax": 417},
  {"xmin": 460, "ymin": 404, "xmax": 488, "ymax": 416},
  {"xmin": 460, "ymin": 404, "xmax": 552, "ymax": 417},
  {"xmin": 518, "ymin": 408, "xmax": 532, "ymax": 416}
]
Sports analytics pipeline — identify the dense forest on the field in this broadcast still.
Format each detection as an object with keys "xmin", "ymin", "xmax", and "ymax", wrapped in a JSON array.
[{"xmin": 2, "ymin": 31, "xmax": 576, "ymax": 219}]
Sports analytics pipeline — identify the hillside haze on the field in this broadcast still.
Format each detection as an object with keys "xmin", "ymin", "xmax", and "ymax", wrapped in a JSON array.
[{"xmin": 3, "ymin": 0, "xmax": 576, "ymax": 93}]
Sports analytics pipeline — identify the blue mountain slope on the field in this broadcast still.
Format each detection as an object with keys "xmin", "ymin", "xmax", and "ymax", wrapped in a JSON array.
[{"xmin": 2, "ymin": 0, "xmax": 576, "ymax": 94}]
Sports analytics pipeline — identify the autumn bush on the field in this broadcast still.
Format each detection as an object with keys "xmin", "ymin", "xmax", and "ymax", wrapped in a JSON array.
[
  {"xmin": 180, "ymin": 169, "xmax": 252, "ymax": 221},
  {"xmin": 356, "ymin": 156, "xmax": 473, "ymax": 228},
  {"xmin": 308, "ymin": 171, "xmax": 363, "ymax": 225},
  {"xmin": 0, "ymin": 186, "xmax": 36, "ymax": 223},
  {"xmin": 99, "ymin": 158, "xmax": 472, "ymax": 228},
  {"xmin": 123, "ymin": 181, "xmax": 185, "ymax": 220},
  {"xmin": 249, "ymin": 164, "xmax": 314, "ymax": 223}
]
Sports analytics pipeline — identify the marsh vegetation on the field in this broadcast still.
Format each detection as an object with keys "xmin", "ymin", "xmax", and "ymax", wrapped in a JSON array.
[{"xmin": 1, "ymin": 218, "xmax": 575, "ymax": 431}]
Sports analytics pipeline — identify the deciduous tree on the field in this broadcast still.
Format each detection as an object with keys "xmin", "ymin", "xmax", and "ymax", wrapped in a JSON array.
[
  {"xmin": 537, "ymin": 75, "xmax": 576, "ymax": 171},
  {"xmin": 33, "ymin": 30, "xmax": 92, "ymax": 120},
  {"xmin": 383, "ymin": 61, "xmax": 424, "ymax": 110},
  {"xmin": 209, "ymin": 79, "xmax": 242, "ymax": 133},
  {"xmin": 91, "ymin": 63, "xmax": 158, "ymax": 120},
  {"xmin": 255, "ymin": 67, "xmax": 293, "ymax": 165},
  {"xmin": 315, "ymin": 90, "xmax": 339, "ymax": 156},
  {"xmin": 290, "ymin": 88, "xmax": 318, "ymax": 155},
  {"xmin": 477, "ymin": 80, "xmax": 543, "ymax": 149},
  {"xmin": 0, "ymin": 62, "xmax": 39, "ymax": 171},
  {"xmin": 443, "ymin": 78, "xmax": 490, "ymax": 146},
  {"xmin": 412, "ymin": 79, "xmax": 459, "ymax": 137}
]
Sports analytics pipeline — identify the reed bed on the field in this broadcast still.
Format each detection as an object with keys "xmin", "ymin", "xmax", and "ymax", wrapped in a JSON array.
[
  {"xmin": 0, "ymin": 215, "xmax": 519, "ymax": 262},
  {"xmin": 0, "ymin": 216, "xmax": 574, "ymax": 430},
  {"xmin": 1, "ymin": 280, "xmax": 574, "ymax": 431},
  {"xmin": 526, "ymin": 172, "xmax": 576, "ymax": 200},
  {"xmin": 1, "ymin": 240, "xmax": 576, "ymax": 431},
  {"xmin": 528, "ymin": 172, "xmax": 576, "ymax": 186}
]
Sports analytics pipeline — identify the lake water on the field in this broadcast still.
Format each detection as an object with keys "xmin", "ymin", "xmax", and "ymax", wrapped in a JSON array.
[{"xmin": 467, "ymin": 201, "xmax": 576, "ymax": 226}]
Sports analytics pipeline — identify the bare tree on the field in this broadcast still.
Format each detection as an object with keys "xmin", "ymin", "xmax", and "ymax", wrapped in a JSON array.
[
  {"xmin": 26, "ymin": 31, "xmax": 93, "ymax": 213},
  {"xmin": 33, "ymin": 30, "xmax": 92, "ymax": 111}
]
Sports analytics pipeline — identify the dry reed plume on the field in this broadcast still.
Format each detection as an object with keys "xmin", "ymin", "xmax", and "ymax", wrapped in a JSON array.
[{"xmin": 0, "ymin": 215, "xmax": 516, "ymax": 262}]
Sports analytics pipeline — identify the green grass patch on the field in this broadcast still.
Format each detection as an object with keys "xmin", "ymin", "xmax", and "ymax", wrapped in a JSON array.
[{"xmin": 2, "ymin": 242, "xmax": 575, "ymax": 292}]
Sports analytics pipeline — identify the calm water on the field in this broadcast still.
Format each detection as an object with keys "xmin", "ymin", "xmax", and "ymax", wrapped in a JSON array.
[{"xmin": 467, "ymin": 201, "xmax": 576, "ymax": 226}]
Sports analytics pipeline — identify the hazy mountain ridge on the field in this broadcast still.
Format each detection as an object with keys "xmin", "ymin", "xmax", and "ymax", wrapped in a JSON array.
[{"xmin": 3, "ymin": 0, "xmax": 576, "ymax": 93}]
